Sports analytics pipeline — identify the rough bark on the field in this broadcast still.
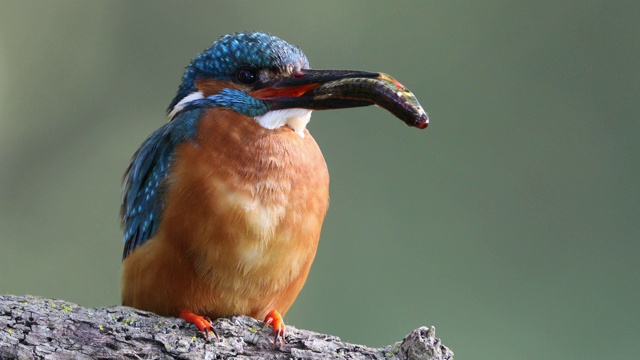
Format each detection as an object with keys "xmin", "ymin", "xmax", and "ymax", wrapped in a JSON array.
[{"xmin": 0, "ymin": 295, "xmax": 453, "ymax": 360}]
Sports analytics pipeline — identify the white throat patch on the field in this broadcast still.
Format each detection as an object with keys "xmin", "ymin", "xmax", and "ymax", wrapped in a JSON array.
[{"xmin": 254, "ymin": 108, "xmax": 312, "ymax": 138}]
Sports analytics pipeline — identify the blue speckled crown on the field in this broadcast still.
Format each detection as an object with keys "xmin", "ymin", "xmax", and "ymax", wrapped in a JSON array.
[{"xmin": 168, "ymin": 32, "xmax": 309, "ymax": 112}]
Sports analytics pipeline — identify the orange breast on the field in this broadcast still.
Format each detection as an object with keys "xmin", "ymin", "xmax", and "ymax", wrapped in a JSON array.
[{"xmin": 121, "ymin": 108, "xmax": 329, "ymax": 320}]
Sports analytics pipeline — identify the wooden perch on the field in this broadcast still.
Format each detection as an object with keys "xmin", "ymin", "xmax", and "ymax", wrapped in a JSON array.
[{"xmin": 0, "ymin": 295, "xmax": 453, "ymax": 359}]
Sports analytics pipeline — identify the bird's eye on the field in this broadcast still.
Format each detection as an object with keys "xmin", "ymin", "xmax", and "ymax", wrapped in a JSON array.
[{"xmin": 236, "ymin": 68, "xmax": 258, "ymax": 84}]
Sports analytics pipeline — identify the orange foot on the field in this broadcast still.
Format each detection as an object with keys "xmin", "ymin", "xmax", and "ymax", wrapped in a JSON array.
[
  {"xmin": 264, "ymin": 309, "xmax": 286, "ymax": 346},
  {"xmin": 179, "ymin": 310, "xmax": 220, "ymax": 342}
]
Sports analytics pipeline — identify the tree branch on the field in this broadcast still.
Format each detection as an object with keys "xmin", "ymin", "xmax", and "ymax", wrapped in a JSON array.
[{"xmin": 0, "ymin": 295, "xmax": 453, "ymax": 359}]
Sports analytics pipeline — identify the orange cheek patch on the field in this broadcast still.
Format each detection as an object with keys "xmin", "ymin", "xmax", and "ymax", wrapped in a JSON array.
[{"xmin": 195, "ymin": 78, "xmax": 244, "ymax": 97}]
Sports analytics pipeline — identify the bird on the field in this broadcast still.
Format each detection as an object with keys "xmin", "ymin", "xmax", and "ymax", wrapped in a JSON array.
[{"xmin": 120, "ymin": 31, "xmax": 428, "ymax": 345}]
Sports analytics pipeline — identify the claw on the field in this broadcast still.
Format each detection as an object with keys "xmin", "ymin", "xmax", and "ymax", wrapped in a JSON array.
[
  {"xmin": 264, "ymin": 309, "xmax": 286, "ymax": 347},
  {"xmin": 179, "ymin": 310, "xmax": 220, "ymax": 342}
]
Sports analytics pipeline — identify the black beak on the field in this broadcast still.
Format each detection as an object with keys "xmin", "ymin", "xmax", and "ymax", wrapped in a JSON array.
[{"xmin": 251, "ymin": 69, "xmax": 428, "ymax": 129}]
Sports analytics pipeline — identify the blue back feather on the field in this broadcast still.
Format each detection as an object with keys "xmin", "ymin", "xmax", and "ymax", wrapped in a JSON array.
[{"xmin": 121, "ymin": 108, "xmax": 201, "ymax": 259}]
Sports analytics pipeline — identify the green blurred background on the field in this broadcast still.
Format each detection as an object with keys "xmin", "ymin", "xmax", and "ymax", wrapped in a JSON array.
[{"xmin": 1, "ymin": 1, "xmax": 638, "ymax": 358}]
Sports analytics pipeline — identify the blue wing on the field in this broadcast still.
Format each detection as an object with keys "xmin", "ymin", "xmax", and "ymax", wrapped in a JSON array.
[{"xmin": 120, "ymin": 108, "xmax": 201, "ymax": 260}]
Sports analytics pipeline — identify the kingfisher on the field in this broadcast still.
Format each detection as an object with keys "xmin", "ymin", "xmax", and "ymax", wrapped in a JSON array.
[{"xmin": 120, "ymin": 31, "xmax": 428, "ymax": 345}]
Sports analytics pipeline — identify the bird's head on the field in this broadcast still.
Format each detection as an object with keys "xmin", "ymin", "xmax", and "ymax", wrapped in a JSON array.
[{"xmin": 168, "ymin": 32, "xmax": 428, "ymax": 136}]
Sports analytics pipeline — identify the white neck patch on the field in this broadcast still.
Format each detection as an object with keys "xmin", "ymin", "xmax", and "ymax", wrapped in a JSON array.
[
  {"xmin": 167, "ymin": 91, "xmax": 204, "ymax": 120},
  {"xmin": 254, "ymin": 108, "xmax": 312, "ymax": 138}
]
